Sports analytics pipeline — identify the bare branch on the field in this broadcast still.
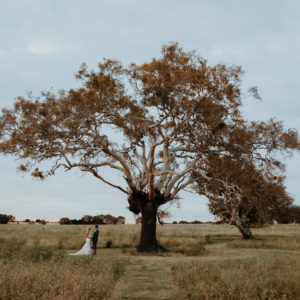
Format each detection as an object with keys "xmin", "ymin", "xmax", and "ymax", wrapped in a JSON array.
[
  {"xmin": 83, "ymin": 167, "xmax": 128, "ymax": 194},
  {"xmin": 170, "ymin": 178, "xmax": 195, "ymax": 199}
]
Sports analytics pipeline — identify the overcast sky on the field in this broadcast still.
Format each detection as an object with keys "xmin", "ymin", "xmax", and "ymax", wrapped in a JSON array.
[{"xmin": 0, "ymin": 0, "xmax": 299, "ymax": 223}]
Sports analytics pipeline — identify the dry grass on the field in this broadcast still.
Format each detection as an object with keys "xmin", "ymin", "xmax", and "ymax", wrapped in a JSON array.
[
  {"xmin": 0, "ymin": 223, "xmax": 238, "ymax": 251},
  {"xmin": 173, "ymin": 255, "xmax": 300, "ymax": 300},
  {"xmin": 1, "ymin": 223, "xmax": 300, "ymax": 299},
  {"xmin": 251, "ymin": 224, "xmax": 300, "ymax": 237},
  {"xmin": 228, "ymin": 237, "xmax": 300, "ymax": 251},
  {"xmin": 0, "ymin": 238, "xmax": 123, "ymax": 300},
  {"xmin": 0, "ymin": 224, "xmax": 141, "ymax": 250},
  {"xmin": 2, "ymin": 223, "xmax": 298, "ymax": 250}
]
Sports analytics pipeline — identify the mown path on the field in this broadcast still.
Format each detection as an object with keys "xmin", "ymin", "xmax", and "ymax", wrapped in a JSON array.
[
  {"xmin": 109, "ymin": 256, "xmax": 186, "ymax": 300},
  {"xmin": 102, "ymin": 244, "xmax": 300, "ymax": 299}
]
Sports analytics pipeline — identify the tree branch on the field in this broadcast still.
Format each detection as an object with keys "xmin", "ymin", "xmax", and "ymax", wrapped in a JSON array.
[{"xmin": 83, "ymin": 167, "xmax": 128, "ymax": 194}]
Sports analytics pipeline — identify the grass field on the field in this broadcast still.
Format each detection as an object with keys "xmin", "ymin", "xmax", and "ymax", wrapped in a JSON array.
[{"xmin": 0, "ymin": 223, "xmax": 299, "ymax": 299}]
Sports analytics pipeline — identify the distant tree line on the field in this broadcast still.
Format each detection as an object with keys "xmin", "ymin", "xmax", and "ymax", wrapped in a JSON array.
[
  {"xmin": 59, "ymin": 214, "xmax": 126, "ymax": 225},
  {"xmin": 170, "ymin": 205, "xmax": 300, "ymax": 225},
  {"xmin": 22, "ymin": 219, "xmax": 47, "ymax": 224},
  {"xmin": 172, "ymin": 220, "xmax": 208, "ymax": 224}
]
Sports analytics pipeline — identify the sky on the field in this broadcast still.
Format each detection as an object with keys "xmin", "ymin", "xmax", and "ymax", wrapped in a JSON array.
[{"xmin": 0, "ymin": 0, "xmax": 299, "ymax": 223}]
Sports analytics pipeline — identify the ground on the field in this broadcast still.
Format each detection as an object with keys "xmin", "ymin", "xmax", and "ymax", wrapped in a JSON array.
[{"xmin": 0, "ymin": 224, "xmax": 300, "ymax": 299}]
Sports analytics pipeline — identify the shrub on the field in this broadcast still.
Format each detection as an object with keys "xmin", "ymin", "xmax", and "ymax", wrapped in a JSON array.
[
  {"xmin": 59, "ymin": 217, "xmax": 71, "ymax": 225},
  {"xmin": 106, "ymin": 240, "xmax": 112, "ymax": 248},
  {"xmin": 0, "ymin": 214, "xmax": 12, "ymax": 224}
]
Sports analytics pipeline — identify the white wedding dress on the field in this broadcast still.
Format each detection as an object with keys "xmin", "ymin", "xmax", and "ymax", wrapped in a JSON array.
[{"xmin": 68, "ymin": 233, "xmax": 92, "ymax": 255}]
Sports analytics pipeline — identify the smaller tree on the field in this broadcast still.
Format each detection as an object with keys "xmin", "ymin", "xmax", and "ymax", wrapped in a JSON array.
[{"xmin": 196, "ymin": 156, "xmax": 293, "ymax": 239}]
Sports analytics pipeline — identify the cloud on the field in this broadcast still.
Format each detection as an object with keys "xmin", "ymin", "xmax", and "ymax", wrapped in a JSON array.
[
  {"xmin": 0, "ymin": 0, "xmax": 299, "ymax": 221},
  {"xmin": 210, "ymin": 46, "xmax": 246, "ymax": 59},
  {"xmin": 27, "ymin": 41, "xmax": 77, "ymax": 56}
]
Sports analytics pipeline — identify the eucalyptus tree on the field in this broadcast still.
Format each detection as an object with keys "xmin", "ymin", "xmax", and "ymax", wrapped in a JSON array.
[
  {"xmin": 196, "ymin": 155, "xmax": 294, "ymax": 239},
  {"xmin": 0, "ymin": 43, "xmax": 298, "ymax": 250}
]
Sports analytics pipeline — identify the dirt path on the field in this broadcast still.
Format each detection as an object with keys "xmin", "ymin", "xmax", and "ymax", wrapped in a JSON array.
[{"xmin": 109, "ymin": 256, "xmax": 186, "ymax": 300}]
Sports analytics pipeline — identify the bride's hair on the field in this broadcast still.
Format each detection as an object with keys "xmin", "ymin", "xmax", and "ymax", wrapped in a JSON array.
[{"xmin": 86, "ymin": 227, "xmax": 91, "ymax": 233}]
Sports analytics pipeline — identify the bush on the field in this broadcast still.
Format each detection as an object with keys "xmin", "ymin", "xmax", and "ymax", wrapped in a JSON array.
[
  {"xmin": 106, "ymin": 240, "xmax": 112, "ymax": 248},
  {"xmin": 0, "ymin": 214, "xmax": 15, "ymax": 224},
  {"xmin": 0, "ymin": 214, "xmax": 13, "ymax": 224},
  {"xmin": 35, "ymin": 219, "xmax": 46, "ymax": 225},
  {"xmin": 59, "ymin": 217, "xmax": 71, "ymax": 225}
]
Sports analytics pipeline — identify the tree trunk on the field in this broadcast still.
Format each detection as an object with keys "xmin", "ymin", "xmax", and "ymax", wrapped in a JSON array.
[
  {"xmin": 234, "ymin": 222, "xmax": 253, "ymax": 240},
  {"xmin": 231, "ymin": 208, "xmax": 253, "ymax": 240},
  {"xmin": 128, "ymin": 189, "xmax": 166, "ymax": 252},
  {"xmin": 137, "ymin": 201, "xmax": 160, "ymax": 251}
]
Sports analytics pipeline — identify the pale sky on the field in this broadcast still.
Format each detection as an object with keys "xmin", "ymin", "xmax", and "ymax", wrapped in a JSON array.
[{"xmin": 0, "ymin": 0, "xmax": 299, "ymax": 223}]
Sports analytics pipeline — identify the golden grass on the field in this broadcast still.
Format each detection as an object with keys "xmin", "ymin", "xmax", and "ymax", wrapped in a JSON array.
[
  {"xmin": 228, "ymin": 237, "xmax": 300, "ymax": 251},
  {"xmin": 173, "ymin": 255, "xmax": 300, "ymax": 300},
  {"xmin": 0, "ymin": 238, "xmax": 124, "ymax": 299},
  {"xmin": 1, "ymin": 223, "xmax": 300, "ymax": 299},
  {"xmin": 1, "ymin": 223, "xmax": 299, "ymax": 251}
]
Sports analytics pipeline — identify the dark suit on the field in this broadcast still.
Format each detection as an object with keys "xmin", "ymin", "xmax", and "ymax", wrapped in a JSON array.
[{"xmin": 92, "ymin": 229, "xmax": 99, "ymax": 254}]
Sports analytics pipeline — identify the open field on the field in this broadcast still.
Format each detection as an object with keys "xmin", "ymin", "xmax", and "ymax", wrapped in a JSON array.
[{"xmin": 0, "ymin": 223, "xmax": 299, "ymax": 299}]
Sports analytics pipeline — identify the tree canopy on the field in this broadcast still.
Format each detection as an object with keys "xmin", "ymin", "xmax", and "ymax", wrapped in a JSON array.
[{"xmin": 0, "ymin": 43, "xmax": 299, "ymax": 250}]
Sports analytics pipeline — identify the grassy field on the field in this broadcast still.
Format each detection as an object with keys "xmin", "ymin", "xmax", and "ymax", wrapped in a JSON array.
[{"xmin": 0, "ymin": 223, "xmax": 299, "ymax": 299}]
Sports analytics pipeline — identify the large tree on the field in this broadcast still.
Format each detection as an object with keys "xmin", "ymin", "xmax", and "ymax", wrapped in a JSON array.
[{"xmin": 0, "ymin": 43, "xmax": 298, "ymax": 250}]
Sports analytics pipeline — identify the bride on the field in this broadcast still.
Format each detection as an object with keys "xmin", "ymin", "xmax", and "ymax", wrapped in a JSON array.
[{"xmin": 69, "ymin": 227, "xmax": 92, "ymax": 255}]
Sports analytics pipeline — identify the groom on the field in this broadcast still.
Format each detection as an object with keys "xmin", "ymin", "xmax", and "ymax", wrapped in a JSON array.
[{"xmin": 92, "ymin": 224, "xmax": 99, "ymax": 255}]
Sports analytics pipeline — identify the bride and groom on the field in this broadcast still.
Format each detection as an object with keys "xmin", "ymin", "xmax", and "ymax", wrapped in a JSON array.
[{"xmin": 69, "ymin": 224, "xmax": 99, "ymax": 255}]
